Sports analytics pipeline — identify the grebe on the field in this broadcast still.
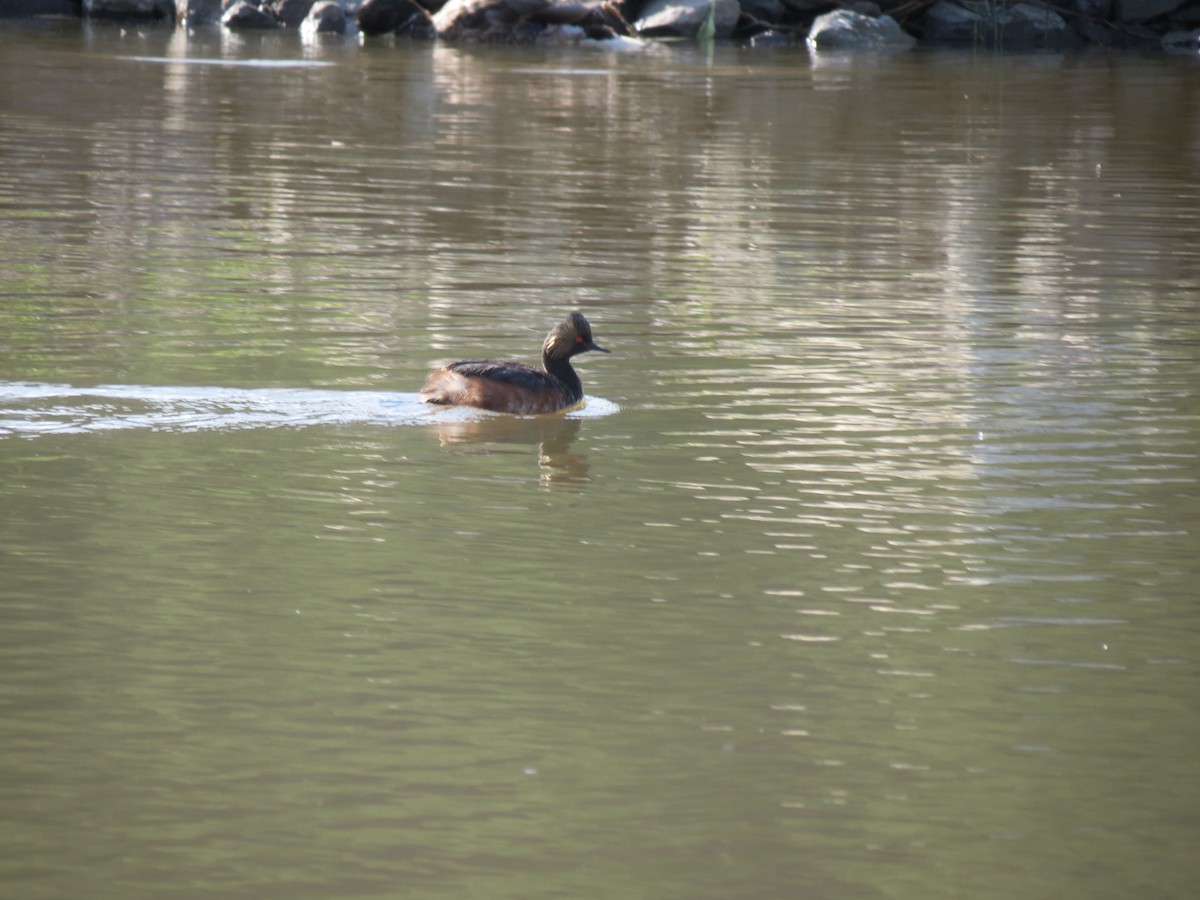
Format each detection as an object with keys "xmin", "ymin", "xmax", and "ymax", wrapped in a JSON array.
[{"xmin": 420, "ymin": 312, "xmax": 609, "ymax": 415}]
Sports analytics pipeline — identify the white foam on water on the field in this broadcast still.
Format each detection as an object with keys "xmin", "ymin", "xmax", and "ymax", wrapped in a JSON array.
[{"xmin": 0, "ymin": 382, "xmax": 618, "ymax": 436}]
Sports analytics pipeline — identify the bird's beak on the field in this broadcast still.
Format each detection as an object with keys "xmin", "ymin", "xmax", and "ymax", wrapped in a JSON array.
[{"xmin": 586, "ymin": 341, "xmax": 610, "ymax": 354}]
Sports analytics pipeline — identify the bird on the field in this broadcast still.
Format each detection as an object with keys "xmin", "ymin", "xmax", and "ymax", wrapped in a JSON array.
[{"xmin": 420, "ymin": 312, "xmax": 610, "ymax": 415}]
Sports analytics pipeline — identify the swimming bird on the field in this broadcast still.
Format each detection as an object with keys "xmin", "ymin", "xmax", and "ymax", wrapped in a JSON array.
[{"xmin": 420, "ymin": 312, "xmax": 609, "ymax": 415}]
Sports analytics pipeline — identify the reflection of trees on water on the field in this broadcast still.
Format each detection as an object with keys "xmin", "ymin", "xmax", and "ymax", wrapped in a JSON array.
[{"xmin": 3, "ymin": 32, "xmax": 1196, "ymax": 396}]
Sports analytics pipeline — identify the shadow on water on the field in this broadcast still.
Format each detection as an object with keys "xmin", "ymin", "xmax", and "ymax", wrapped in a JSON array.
[{"xmin": 0, "ymin": 382, "xmax": 618, "ymax": 440}]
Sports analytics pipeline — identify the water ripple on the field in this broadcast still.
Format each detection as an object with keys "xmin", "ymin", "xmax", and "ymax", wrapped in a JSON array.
[{"xmin": 0, "ymin": 382, "xmax": 617, "ymax": 436}]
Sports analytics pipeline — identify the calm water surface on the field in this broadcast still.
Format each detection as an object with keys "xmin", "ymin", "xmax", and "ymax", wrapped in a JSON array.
[{"xmin": 2, "ymin": 21, "xmax": 1199, "ymax": 900}]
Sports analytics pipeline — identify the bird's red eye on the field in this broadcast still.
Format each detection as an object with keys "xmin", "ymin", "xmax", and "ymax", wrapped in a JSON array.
[{"xmin": 575, "ymin": 336, "xmax": 584, "ymax": 343}]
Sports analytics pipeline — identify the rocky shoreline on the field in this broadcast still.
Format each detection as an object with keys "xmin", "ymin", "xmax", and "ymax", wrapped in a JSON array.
[{"xmin": 6, "ymin": 0, "xmax": 1200, "ymax": 51}]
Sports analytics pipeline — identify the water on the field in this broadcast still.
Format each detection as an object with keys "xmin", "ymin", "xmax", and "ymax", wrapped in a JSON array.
[
  {"xmin": 2, "ymin": 21, "xmax": 1199, "ymax": 900},
  {"xmin": 0, "ymin": 382, "xmax": 617, "ymax": 434}
]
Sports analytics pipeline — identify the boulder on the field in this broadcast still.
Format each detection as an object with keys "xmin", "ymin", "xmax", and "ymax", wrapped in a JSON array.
[
  {"xmin": 0, "ymin": 0, "xmax": 82, "ymax": 15},
  {"xmin": 433, "ymin": 0, "xmax": 630, "ymax": 40},
  {"xmin": 807, "ymin": 9, "xmax": 915, "ymax": 48},
  {"xmin": 84, "ymin": 0, "xmax": 174, "ymax": 18},
  {"xmin": 1056, "ymin": 0, "xmax": 1111, "ymax": 16},
  {"xmin": 747, "ymin": 27, "xmax": 804, "ymax": 44},
  {"xmin": 1162, "ymin": 24, "xmax": 1200, "ymax": 46},
  {"xmin": 432, "ymin": 0, "xmax": 522, "ymax": 37},
  {"xmin": 998, "ymin": 2, "xmax": 1080, "ymax": 48},
  {"xmin": 920, "ymin": 0, "xmax": 975, "ymax": 41},
  {"xmin": 1113, "ymin": 0, "xmax": 1185, "ymax": 19},
  {"xmin": 634, "ymin": 0, "xmax": 740, "ymax": 37},
  {"xmin": 176, "ymin": 0, "xmax": 224, "ymax": 23},
  {"xmin": 777, "ymin": 0, "xmax": 828, "ymax": 12},
  {"xmin": 300, "ymin": 0, "xmax": 346, "ymax": 31},
  {"xmin": 358, "ymin": 0, "xmax": 436, "ymax": 35},
  {"xmin": 264, "ymin": 0, "xmax": 314, "ymax": 26},
  {"xmin": 571, "ymin": 2, "xmax": 636, "ymax": 38},
  {"xmin": 738, "ymin": 0, "xmax": 786, "ymax": 22},
  {"xmin": 222, "ymin": 0, "xmax": 279, "ymax": 26},
  {"xmin": 921, "ymin": 1, "xmax": 1079, "ymax": 49}
]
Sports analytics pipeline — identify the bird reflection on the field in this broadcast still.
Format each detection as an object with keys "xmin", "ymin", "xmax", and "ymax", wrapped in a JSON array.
[{"xmin": 425, "ymin": 414, "xmax": 589, "ymax": 486}]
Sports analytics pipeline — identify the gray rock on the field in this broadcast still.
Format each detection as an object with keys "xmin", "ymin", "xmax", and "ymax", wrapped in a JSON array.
[
  {"xmin": 433, "ymin": 0, "xmax": 630, "ymax": 41},
  {"xmin": 505, "ymin": 0, "xmax": 599, "ymax": 21},
  {"xmin": 921, "ymin": 0, "xmax": 975, "ymax": 43},
  {"xmin": 222, "ymin": 0, "xmax": 280, "ymax": 26},
  {"xmin": 359, "ymin": 0, "xmax": 435, "ymax": 35},
  {"xmin": 1056, "ymin": 0, "xmax": 1111, "ymax": 16},
  {"xmin": 747, "ymin": 28, "xmax": 803, "ymax": 44},
  {"xmin": 432, "ymin": 0, "xmax": 520, "ymax": 34},
  {"xmin": 1000, "ymin": 2, "xmax": 1080, "ymax": 49},
  {"xmin": 301, "ymin": 0, "xmax": 347, "ymax": 31},
  {"xmin": 1162, "ymin": 25, "xmax": 1200, "ymax": 47},
  {"xmin": 1113, "ymin": 0, "xmax": 1185, "ymax": 20},
  {"xmin": 177, "ymin": 0, "xmax": 224, "ymax": 24},
  {"xmin": 739, "ymin": 0, "xmax": 787, "ymax": 22},
  {"xmin": 921, "ymin": 1, "xmax": 1078, "ymax": 50},
  {"xmin": 2, "ymin": 0, "xmax": 81, "ymax": 15},
  {"xmin": 1176, "ymin": 1, "xmax": 1200, "ymax": 24},
  {"xmin": 634, "ymin": 0, "xmax": 741, "ymax": 38},
  {"xmin": 807, "ymin": 9, "xmax": 915, "ymax": 48},
  {"xmin": 264, "ymin": 0, "xmax": 315, "ymax": 26},
  {"xmin": 1096, "ymin": 19, "xmax": 1169, "ymax": 44},
  {"xmin": 777, "ymin": 0, "xmax": 827, "ymax": 11},
  {"xmin": 84, "ymin": 0, "xmax": 174, "ymax": 18}
]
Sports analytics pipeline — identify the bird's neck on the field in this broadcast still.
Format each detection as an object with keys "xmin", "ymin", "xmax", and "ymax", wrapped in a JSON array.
[{"xmin": 543, "ymin": 352, "xmax": 583, "ymax": 403}]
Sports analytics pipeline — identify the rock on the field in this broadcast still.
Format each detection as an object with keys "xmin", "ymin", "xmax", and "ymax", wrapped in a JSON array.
[
  {"xmin": 920, "ymin": 0, "xmax": 975, "ymax": 42},
  {"xmin": 506, "ymin": 0, "xmax": 596, "ymax": 20},
  {"xmin": 433, "ymin": 0, "xmax": 631, "ymax": 41},
  {"xmin": 177, "ymin": 0, "xmax": 224, "ymax": 24},
  {"xmin": 921, "ymin": 1, "xmax": 1079, "ymax": 50},
  {"xmin": 84, "ymin": 0, "xmax": 174, "ymax": 18},
  {"xmin": 2, "ymin": 0, "xmax": 82, "ymax": 15},
  {"xmin": 634, "ymin": 0, "xmax": 741, "ymax": 37},
  {"xmin": 747, "ymin": 27, "xmax": 803, "ymax": 44},
  {"xmin": 1057, "ymin": 0, "xmax": 1111, "ymax": 16},
  {"xmin": 738, "ymin": 0, "xmax": 786, "ymax": 22},
  {"xmin": 1103, "ymin": 19, "xmax": 1170, "ymax": 43},
  {"xmin": 807, "ymin": 9, "xmax": 915, "ymax": 48},
  {"xmin": 300, "ymin": 0, "xmax": 347, "ymax": 31},
  {"xmin": 1113, "ymin": 0, "xmax": 1185, "ymax": 20},
  {"xmin": 1000, "ymin": 2, "xmax": 1080, "ymax": 48},
  {"xmin": 222, "ymin": 0, "xmax": 279, "ymax": 26},
  {"xmin": 1162, "ymin": 24, "xmax": 1200, "ymax": 46},
  {"xmin": 572, "ymin": 2, "xmax": 637, "ymax": 38},
  {"xmin": 358, "ymin": 0, "xmax": 436, "ymax": 35},
  {"xmin": 777, "ymin": 0, "xmax": 827, "ymax": 12},
  {"xmin": 432, "ymin": 0, "xmax": 519, "ymax": 37},
  {"xmin": 264, "ymin": 0, "xmax": 314, "ymax": 26}
]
